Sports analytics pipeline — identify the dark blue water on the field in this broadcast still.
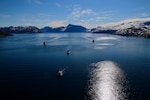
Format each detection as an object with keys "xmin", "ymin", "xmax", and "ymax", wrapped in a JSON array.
[{"xmin": 0, "ymin": 33, "xmax": 150, "ymax": 100}]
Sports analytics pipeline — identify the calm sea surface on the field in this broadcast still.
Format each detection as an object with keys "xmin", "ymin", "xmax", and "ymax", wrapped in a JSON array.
[{"xmin": 0, "ymin": 33, "xmax": 150, "ymax": 100}]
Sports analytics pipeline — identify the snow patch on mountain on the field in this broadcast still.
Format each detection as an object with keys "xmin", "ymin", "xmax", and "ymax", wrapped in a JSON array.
[
  {"xmin": 98, "ymin": 18, "xmax": 150, "ymax": 30},
  {"xmin": 91, "ymin": 18, "xmax": 150, "ymax": 38}
]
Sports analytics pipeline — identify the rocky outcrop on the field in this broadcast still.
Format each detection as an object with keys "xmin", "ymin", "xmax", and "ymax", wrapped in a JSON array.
[{"xmin": 0, "ymin": 30, "xmax": 13, "ymax": 36}]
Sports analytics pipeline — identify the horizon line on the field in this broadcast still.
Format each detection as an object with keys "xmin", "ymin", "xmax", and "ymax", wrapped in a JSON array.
[{"xmin": 0, "ymin": 17, "xmax": 150, "ymax": 29}]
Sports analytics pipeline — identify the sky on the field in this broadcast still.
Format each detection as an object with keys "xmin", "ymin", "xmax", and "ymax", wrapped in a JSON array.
[{"xmin": 0, "ymin": 0, "xmax": 150, "ymax": 28}]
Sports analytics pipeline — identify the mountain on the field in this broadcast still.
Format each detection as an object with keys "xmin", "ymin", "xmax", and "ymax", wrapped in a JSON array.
[
  {"xmin": 91, "ymin": 26, "xmax": 117, "ymax": 34},
  {"xmin": 64, "ymin": 24, "xmax": 87, "ymax": 32},
  {"xmin": 40, "ymin": 26, "xmax": 53, "ymax": 32},
  {"xmin": 0, "ymin": 24, "xmax": 87, "ymax": 33},
  {"xmin": 52, "ymin": 26, "xmax": 66, "ymax": 32},
  {"xmin": 0, "ymin": 30, "xmax": 13, "ymax": 36},
  {"xmin": 1, "ymin": 20, "xmax": 150, "ymax": 38},
  {"xmin": 40, "ymin": 26, "xmax": 65, "ymax": 32},
  {"xmin": 0, "ymin": 26, "xmax": 40, "ymax": 33},
  {"xmin": 115, "ymin": 20, "xmax": 150, "ymax": 38},
  {"xmin": 40, "ymin": 24, "xmax": 87, "ymax": 32},
  {"xmin": 116, "ymin": 26, "xmax": 150, "ymax": 38},
  {"xmin": 90, "ymin": 19, "xmax": 150, "ymax": 38},
  {"xmin": 144, "ymin": 21, "xmax": 150, "ymax": 26}
]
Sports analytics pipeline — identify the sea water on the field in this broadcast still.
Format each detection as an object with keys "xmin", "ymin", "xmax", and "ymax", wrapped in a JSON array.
[{"xmin": 0, "ymin": 33, "xmax": 150, "ymax": 100}]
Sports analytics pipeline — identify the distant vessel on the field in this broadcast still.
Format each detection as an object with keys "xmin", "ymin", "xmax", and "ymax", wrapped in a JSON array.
[
  {"xmin": 43, "ymin": 41, "xmax": 46, "ymax": 46},
  {"xmin": 58, "ymin": 69, "xmax": 65, "ymax": 77},
  {"xmin": 66, "ymin": 50, "xmax": 71, "ymax": 55},
  {"xmin": 92, "ymin": 40, "xmax": 94, "ymax": 43}
]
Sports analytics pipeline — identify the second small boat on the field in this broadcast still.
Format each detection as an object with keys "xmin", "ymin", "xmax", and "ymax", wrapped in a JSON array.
[{"xmin": 66, "ymin": 50, "xmax": 71, "ymax": 55}]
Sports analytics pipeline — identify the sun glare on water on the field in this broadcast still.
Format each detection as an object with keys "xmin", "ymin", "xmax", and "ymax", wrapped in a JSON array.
[{"xmin": 86, "ymin": 61, "xmax": 128, "ymax": 100}]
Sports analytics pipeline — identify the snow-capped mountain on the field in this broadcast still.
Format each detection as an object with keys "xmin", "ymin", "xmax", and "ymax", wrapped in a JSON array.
[
  {"xmin": 91, "ymin": 18, "xmax": 150, "ymax": 38},
  {"xmin": 0, "ymin": 24, "xmax": 87, "ymax": 33},
  {"xmin": 64, "ymin": 24, "xmax": 87, "ymax": 32},
  {"xmin": 40, "ymin": 24, "xmax": 87, "ymax": 32},
  {"xmin": 1, "ymin": 18, "xmax": 150, "ymax": 38},
  {"xmin": 0, "ymin": 26, "xmax": 40, "ymax": 33}
]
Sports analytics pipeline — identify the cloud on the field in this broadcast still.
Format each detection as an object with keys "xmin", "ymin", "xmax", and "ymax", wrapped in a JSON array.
[
  {"xmin": 67, "ymin": 9, "xmax": 115, "ymax": 28},
  {"xmin": 48, "ymin": 20, "xmax": 67, "ymax": 27},
  {"xmin": 102, "ymin": 11, "xmax": 113, "ymax": 15},
  {"xmin": 75, "ymin": 15, "xmax": 114, "ymax": 28},
  {"xmin": 68, "ymin": 7, "xmax": 96, "ymax": 19}
]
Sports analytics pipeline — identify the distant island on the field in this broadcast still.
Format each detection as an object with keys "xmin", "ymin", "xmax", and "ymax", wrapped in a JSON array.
[{"xmin": 0, "ymin": 20, "xmax": 150, "ymax": 38}]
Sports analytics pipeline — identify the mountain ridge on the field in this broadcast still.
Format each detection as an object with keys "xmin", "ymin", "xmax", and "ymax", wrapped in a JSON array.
[
  {"xmin": 40, "ymin": 24, "xmax": 87, "ymax": 33},
  {"xmin": 0, "ymin": 20, "xmax": 150, "ymax": 38},
  {"xmin": 90, "ymin": 20, "xmax": 150, "ymax": 38},
  {"xmin": 0, "ymin": 26, "xmax": 40, "ymax": 33}
]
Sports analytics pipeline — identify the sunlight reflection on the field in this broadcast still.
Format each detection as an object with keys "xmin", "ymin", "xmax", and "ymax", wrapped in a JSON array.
[
  {"xmin": 94, "ymin": 46, "xmax": 106, "ymax": 50},
  {"xmin": 87, "ymin": 61, "xmax": 128, "ymax": 100},
  {"xmin": 97, "ymin": 43, "xmax": 114, "ymax": 46},
  {"xmin": 95, "ymin": 37, "xmax": 117, "ymax": 41}
]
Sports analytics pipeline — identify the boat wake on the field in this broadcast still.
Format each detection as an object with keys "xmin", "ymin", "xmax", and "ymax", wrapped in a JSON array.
[{"xmin": 86, "ymin": 61, "xmax": 128, "ymax": 100}]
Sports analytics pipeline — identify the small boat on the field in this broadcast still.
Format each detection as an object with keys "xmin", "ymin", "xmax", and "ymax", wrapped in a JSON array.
[
  {"xmin": 92, "ymin": 40, "xmax": 94, "ymax": 43},
  {"xmin": 66, "ymin": 50, "xmax": 71, "ymax": 55},
  {"xmin": 43, "ymin": 41, "xmax": 46, "ymax": 46},
  {"xmin": 58, "ymin": 69, "xmax": 65, "ymax": 77}
]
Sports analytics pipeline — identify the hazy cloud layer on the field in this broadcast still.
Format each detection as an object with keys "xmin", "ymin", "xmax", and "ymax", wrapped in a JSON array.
[
  {"xmin": 49, "ymin": 20, "xmax": 67, "ymax": 28},
  {"xmin": 68, "ymin": 6, "xmax": 96, "ymax": 19}
]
